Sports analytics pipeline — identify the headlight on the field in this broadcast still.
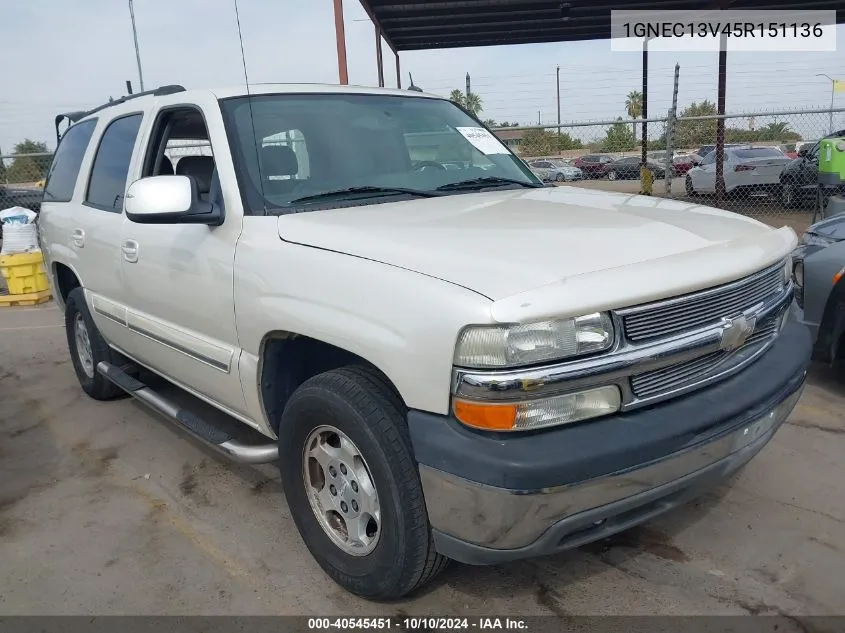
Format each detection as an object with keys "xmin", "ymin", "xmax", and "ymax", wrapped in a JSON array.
[
  {"xmin": 792, "ymin": 259, "xmax": 804, "ymax": 287},
  {"xmin": 801, "ymin": 232, "xmax": 838, "ymax": 248},
  {"xmin": 453, "ymin": 385, "xmax": 622, "ymax": 432},
  {"xmin": 454, "ymin": 313, "xmax": 614, "ymax": 369}
]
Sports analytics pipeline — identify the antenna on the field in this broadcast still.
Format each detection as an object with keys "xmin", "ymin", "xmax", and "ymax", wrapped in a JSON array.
[
  {"xmin": 233, "ymin": 0, "xmax": 266, "ymax": 213},
  {"xmin": 407, "ymin": 73, "xmax": 422, "ymax": 92}
]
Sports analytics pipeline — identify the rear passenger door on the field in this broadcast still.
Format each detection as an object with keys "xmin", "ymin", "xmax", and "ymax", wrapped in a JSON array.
[{"xmin": 113, "ymin": 94, "xmax": 249, "ymax": 421}]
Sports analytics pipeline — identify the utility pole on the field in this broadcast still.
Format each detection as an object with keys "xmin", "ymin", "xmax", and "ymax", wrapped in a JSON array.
[
  {"xmin": 538, "ymin": 111, "xmax": 541, "ymax": 125},
  {"xmin": 664, "ymin": 63, "xmax": 680, "ymax": 194},
  {"xmin": 466, "ymin": 72, "xmax": 471, "ymax": 105},
  {"xmin": 817, "ymin": 73, "xmax": 836, "ymax": 133},
  {"xmin": 128, "ymin": 0, "xmax": 145, "ymax": 92},
  {"xmin": 556, "ymin": 65, "xmax": 561, "ymax": 137}
]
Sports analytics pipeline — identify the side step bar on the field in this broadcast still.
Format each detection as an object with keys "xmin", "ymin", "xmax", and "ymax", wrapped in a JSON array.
[{"xmin": 97, "ymin": 361, "xmax": 278, "ymax": 464}]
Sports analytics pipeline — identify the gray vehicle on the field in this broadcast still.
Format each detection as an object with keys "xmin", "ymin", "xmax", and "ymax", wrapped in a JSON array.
[
  {"xmin": 792, "ymin": 212, "xmax": 845, "ymax": 363},
  {"xmin": 528, "ymin": 159, "xmax": 583, "ymax": 182}
]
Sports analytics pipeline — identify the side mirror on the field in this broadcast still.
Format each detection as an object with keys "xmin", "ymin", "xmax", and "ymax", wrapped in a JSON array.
[{"xmin": 125, "ymin": 175, "xmax": 222, "ymax": 226}]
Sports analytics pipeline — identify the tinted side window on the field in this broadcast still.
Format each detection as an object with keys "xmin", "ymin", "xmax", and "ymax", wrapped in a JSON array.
[
  {"xmin": 43, "ymin": 119, "xmax": 97, "ymax": 203},
  {"xmin": 86, "ymin": 114, "xmax": 143, "ymax": 212}
]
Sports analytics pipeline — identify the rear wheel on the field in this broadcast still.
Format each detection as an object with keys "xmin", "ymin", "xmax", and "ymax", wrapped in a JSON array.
[
  {"xmin": 64, "ymin": 288, "xmax": 126, "ymax": 400},
  {"xmin": 607, "ymin": 170, "xmax": 618, "ymax": 181},
  {"xmin": 278, "ymin": 366, "xmax": 447, "ymax": 599},
  {"xmin": 685, "ymin": 175, "xmax": 696, "ymax": 197}
]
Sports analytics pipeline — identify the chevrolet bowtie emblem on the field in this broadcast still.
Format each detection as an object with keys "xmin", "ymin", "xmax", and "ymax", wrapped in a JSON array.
[{"xmin": 718, "ymin": 314, "xmax": 756, "ymax": 351}]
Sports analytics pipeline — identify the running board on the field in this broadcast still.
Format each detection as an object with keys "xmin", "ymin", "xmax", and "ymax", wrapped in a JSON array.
[{"xmin": 97, "ymin": 361, "xmax": 279, "ymax": 464}]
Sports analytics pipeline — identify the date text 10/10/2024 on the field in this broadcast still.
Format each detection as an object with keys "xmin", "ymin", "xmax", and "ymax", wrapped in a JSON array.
[{"xmin": 308, "ymin": 618, "xmax": 529, "ymax": 630}]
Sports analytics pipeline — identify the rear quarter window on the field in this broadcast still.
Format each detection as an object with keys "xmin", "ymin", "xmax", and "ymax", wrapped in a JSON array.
[{"xmin": 43, "ymin": 119, "xmax": 97, "ymax": 203}]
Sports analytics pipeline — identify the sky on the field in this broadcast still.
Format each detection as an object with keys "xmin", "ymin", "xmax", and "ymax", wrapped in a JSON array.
[{"xmin": 1, "ymin": 0, "xmax": 844, "ymax": 154}]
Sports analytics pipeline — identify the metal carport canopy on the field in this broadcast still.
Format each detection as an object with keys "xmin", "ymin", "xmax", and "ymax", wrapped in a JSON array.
[{"xmin": 359, "ymin": 0, "xmax": 845, "ymax": 52}]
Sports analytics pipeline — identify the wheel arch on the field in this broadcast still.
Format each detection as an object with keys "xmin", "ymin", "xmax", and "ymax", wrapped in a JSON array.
[
  {"xmin": 51, "ymin": 261, "xmax": 83, "ymax": 311},
  {"xmin": 815, "ymin": 278, "xmax": 845, "ymax": 363},
  {"xmin": 257, "ymin": 331, "xmax": 405, "ymax": 435}
]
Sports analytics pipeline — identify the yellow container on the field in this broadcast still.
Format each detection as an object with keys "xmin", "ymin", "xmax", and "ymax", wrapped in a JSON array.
[{"xmin": 0, "ymin": 251, "xmax": 50, "ymax": 295}]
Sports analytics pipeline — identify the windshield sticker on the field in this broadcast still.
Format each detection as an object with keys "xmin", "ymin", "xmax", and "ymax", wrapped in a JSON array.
[{"xmin": 456, "ymin": 127, "xmax": 509, "ymax": 155}]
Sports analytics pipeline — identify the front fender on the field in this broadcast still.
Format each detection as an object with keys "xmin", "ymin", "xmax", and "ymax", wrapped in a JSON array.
[{"xmin": 233, "ymin": 217, "xmax": 493, "ymax": 423}]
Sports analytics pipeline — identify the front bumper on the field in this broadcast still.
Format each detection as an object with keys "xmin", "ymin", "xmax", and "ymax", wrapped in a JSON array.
[{"xmin": 409, "ymin": 323, "xmax": 810, "ymax": 565}]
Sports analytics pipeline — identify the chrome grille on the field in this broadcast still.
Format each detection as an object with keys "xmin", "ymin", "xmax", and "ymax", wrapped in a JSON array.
[
  {"xmin": 621, "ymin": 263, "xmax": 785, "ymax": 342},
  {"xmin": 630, "ymin": 314, "xmax": 781, "ymax": 399}
]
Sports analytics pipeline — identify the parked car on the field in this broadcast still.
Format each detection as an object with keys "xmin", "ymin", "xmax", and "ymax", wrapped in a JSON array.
[
  {"xmin": 574, "ymin": 154, "xmax": 614, "ymax": 178},
  {"xmin": 791, "ymin": 213, "xmax": 845, "ymax": 363},
  {"xmin": 41, "ymin": 83, "xmax": 808, "ymax": 600},
  {"xmin": 780, "ymin": 129, "xmax": 845, "ymax": 208},
  {"xmin": 689, "ymin": 143, "xmax": 744, "ymax": 166},
  {"xmin": 685, "ymin": 146, "xmax": 792, "ymax": 196},
  {"xmin": 528, "ymin": 159, "xmax": 583, "ymax": 182},
  {"xmin": 672, "ymin": 154, "xmax": 695, "ymax": 176},
  {"xmin": 605, "ymin": 156, "xmax": 666, "ymax": 181}
]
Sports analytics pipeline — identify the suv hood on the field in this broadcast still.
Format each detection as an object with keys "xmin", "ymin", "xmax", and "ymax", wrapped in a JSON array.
[{"xmin": 277, "ymin": 187, "xmax": 795, "ymax": 314}]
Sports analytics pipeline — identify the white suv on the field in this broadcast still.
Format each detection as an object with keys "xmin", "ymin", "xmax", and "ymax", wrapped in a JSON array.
[{"xmin": 39, "ymin": 83, "xmax": 809, "ymax": 599}]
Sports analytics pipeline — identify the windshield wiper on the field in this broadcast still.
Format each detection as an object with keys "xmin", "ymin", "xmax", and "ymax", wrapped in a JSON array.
[
  {"xmin": 436, "ymin": 176, "xmax": 543, "ymax": 192},
  {"xmin": 289, "ymin": 186, "xmax": 438, "ymax": 204}
]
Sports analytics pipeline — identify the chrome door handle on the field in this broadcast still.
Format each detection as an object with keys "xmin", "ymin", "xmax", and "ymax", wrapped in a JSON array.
[
  {"xmin": 121, "ymin": 239, "xmax": 139, "ymax": 263},
  {"xmin": 71, "ymin": 228, "xmax": 85, "ymax": 248}
]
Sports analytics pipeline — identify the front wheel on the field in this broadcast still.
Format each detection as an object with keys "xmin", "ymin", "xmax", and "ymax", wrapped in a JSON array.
[
  {"xmin": 781, "ymin": 181, "xmax": 798, "ymax": 208},
  {"xmin": 278, "ymin": 366, "xmax": 447, "ymax": 599},
  {"xmin": 555, "ymin": 173, "xmax": 565, "ymax": 182},
  {"xmin": 607, "ymin": 170, "xmax": 617, "ymax": 181}
]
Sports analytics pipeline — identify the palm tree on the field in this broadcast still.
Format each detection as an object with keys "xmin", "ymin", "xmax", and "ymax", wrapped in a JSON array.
[
  {"xmin": 450, "ymin": 89, "xmax": 483, "ymax": 116},
  {"xmin": 449, "ymin": 89, "xmax": 466, "ymax": 107},
  {"xmin": 762, "ymin": 121, "xmax": 790, "ymax": 140},
  {"xmin": 625, "ymin": 90, "xmax": 643, "ymax": 142},
  {"xmin": 465, "ymin": 92, "xmax": 483, "ymax": 115},
  {"xmin": 482, "ymin": 118, "xmax": 497, "ymax": 128}
]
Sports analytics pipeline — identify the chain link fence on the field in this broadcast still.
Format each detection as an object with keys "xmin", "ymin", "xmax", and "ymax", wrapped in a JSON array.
[
  {"xmin": 509, "ymin": 106, "xmax": 845, "ymax": 233},
  {"xmin": 0, "ymin": 152, "xmax": 51, "ymax": 214}
]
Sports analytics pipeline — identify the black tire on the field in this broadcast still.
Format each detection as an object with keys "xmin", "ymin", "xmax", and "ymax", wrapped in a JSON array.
[
  {"xmin": 780, "ymin": 181, "xmax": 798, "ymax": 208},
  {"xmin": 64, "ymin": 287, "xmax": 126, "ymax": 400},
  {"xmin": 278, "ymin": 366, "xmax": 447, "ymax": 599},
  {"xmin": 685, "ymin": 175, "xmax": 696, "ymax": 197}
]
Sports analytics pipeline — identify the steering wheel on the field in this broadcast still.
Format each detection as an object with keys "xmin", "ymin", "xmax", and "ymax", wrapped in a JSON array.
[{"xmin": 411, "ymin": 161, "xmax": 447, "ymax": 172}]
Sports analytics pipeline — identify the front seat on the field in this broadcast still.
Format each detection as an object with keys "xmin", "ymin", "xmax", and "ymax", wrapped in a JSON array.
[
  {"xmin": 175, "ymin": 156, "xmax": 215, "ymax": 198},
  {"xmin": 261, "ymin": 145, "xmax": 300, "ymax": 195}
]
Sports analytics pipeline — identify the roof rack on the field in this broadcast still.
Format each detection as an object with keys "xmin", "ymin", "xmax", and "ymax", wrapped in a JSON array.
[{"xmin": 54, "ymin": 85, "xmax": 186, "ymax": 144}]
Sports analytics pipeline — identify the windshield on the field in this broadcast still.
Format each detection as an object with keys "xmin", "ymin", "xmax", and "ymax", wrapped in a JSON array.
[{"xmin": 220, "ymin": 93, "xmax": 539, "ymax": 213}]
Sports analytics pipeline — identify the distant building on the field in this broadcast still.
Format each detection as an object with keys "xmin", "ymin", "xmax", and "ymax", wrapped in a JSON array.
[{"xmin": 493, "ymin": 129, "xmax": 525, "ymax": 151}]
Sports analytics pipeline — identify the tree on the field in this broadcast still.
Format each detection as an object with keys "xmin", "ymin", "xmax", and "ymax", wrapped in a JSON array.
[
  {"xmin": 673, "ymin": 100, "xmax": 718, "ymax": 149},
  {"xmin": 625, "ymin": 91, "xmax": 643, "ymax": 142},
  {"xmin": 6, "ymin": 139, "xmax": 52, "ymax": 184},
  {"xmin": 602, "ymin": 118, "xmax": 636, "ymax": 152},
  {"xmin": 449, "ymin": 88, "xmax": 483, "ymax": 115},
  {"xmin": 482, "ymin": 118, "xmax": 498, "ymax": 128},
  {"xmin": 519, "ymin": 128, "xmax": 583, "ymax": 156}
]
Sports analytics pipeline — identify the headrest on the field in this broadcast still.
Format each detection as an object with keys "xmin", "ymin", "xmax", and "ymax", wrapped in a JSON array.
[
  {"xmin": 175, "ymin": 156, "xmax": 215, "ymax": 193},
  {"xmin": 262, "ymin": 145, "xmax": 298, "ymax": 177},
  {"xmin": 159, "ymin": 156, "xmax": 174, "ymax": 175}
]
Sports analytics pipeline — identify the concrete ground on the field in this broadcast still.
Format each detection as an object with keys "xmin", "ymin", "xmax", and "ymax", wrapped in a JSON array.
[{"xmin": 1, "ymin": 303, "xmax": 844, "ymax": 616}]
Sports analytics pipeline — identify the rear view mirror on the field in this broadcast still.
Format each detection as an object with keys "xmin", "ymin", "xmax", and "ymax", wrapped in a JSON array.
[{"xmin": 125, "ymin": 175, "xmax": 222, "ymax": 226}]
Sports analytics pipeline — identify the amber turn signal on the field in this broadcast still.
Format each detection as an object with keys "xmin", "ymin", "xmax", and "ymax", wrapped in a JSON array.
[{"xmin": 453, "ymin": 400, "xmax": 517, "ymax": 431}]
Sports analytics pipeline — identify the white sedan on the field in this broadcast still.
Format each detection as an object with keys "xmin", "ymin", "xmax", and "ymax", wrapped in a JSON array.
[{"xmin": 685, "ymin": 146, "xmax": 793, "ymax": 197}]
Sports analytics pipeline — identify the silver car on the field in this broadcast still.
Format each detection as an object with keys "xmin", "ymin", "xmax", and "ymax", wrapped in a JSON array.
[
  {"xmin": 791, "ymin": 209, "xmax": 845, "ymax": 363},
  {"xmin": 528, "ymin": 159, "xmax": 583, "ymax": 182}
]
